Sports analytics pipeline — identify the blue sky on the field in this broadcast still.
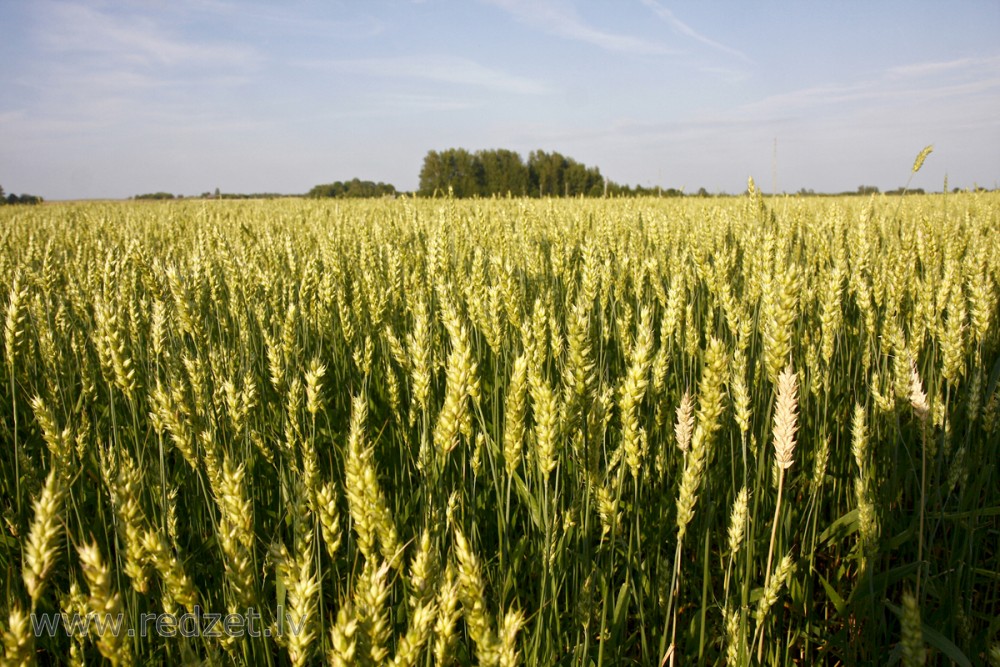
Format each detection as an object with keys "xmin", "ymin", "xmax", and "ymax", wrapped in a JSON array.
[{"xmin": 1, "ymin": 0, "xmax": 998, "ymax": 199}]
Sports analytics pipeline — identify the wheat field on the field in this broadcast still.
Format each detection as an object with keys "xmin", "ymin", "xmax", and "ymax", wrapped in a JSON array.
[{"xmin": 1, "ymin": 186, "xmax": 999, "ymax": 665}]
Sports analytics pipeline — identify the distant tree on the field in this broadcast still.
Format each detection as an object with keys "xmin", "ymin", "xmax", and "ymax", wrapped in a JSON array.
[
  {"xmin": 585, "ymin": 167, "xmax": 604, "ymax": 196},
  {"xmin": 307, "ymin": 179, "xmax": 396, "ymax": 198},
  {"xmin": 0, "ymin": 184, "xmax": 5, "ymax": 203},
  {"xmin": 6, "ymin": 193, "xmax": 42, "ymax": 205},
  {"xmin": 134, "ymin": 192, "xmax": 176, "ymax": 200},
  {"xmin": 419, "ymin": 148, "xmax": 485, "ymax": 197},
  {"xmin": 857, "ymin": 185, "xmax": 880, "ymax": 195},
  {"xmin": 528, "ymin": 150, "xmax": 569, "ymax": 197},
  {"xmin": 563, "ymin": 159, "xmax": 582, "ymax": 195},
  {"xmin": 418, "ymin": 150, "xmax": 445, "ymax": 196},
  {"xmin": 441, "ymin": 149, "xmax": 482, "ymax": 197},
  {"xmin": 478, "ymin": 149, "xmax": 529, "ymax": 196},
  {"xmin": 604, "ymin": 181, "xmax": 629, "ymax": 196},
  {"xmin": 419, "ymin": 147, "xmax": 679, "ymax": 199},
  {"xmin": 451, "ymin": 149, "xmax": 485, "ymax": 197},
  {"xmin": 697, "ymin": 187, "xmax": 709, "ymax": 197}
]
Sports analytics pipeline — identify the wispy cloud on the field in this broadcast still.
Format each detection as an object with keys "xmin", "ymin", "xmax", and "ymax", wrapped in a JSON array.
[
  {"xmin": 303, "ymin": 55, "xmax": 550, "ymax": 95},
  {"xmin": 37, "ymin": 1, "xmax": 258, "ymax": 68},
  {"xmin": 188, "ymin": 0, "xmax": 386, "ymax": 40},
  {"xmin": 506, "ymin": 52, "xmax": 1000, "ymax": 166},
  {"xmin": 886, "ymin": 55, "xmax": 1000, "ymax": 79},
  {"xmin": 324, "ymin": 93, "xmax": 479, "ymax": 119},
  {"xmin": 638, "ymin": 0, "xmax": 750, "ymax": 62},
  {"xmin": 740, "ymin": 60, "xmax": 1000, "ymax": 120},
  {"xmin": 12, "ymin": 1, "xmax": 262, "ymax": 132},
  {"xmin": 484, "ymin": 0, "xmax": 672, "ymax": 55},
  {"xmin": 378, "ymin": 93, "xmax": 477, "ymax": 112},
  {"xmin": 699, "ymin": 66, "xmax": 751, "ymax": 83}
]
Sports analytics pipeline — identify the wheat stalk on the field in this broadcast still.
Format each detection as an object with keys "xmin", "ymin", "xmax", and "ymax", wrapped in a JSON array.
[{"xmin": 758, "ymin": 365, "xmax": 798, "ymax": 662}]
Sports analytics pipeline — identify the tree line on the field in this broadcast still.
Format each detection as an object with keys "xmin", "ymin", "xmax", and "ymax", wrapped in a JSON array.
[
  {"xmin": 419, "ymin": 148, "xmax": 610, "ymax": 198},
  {"xmin": 132, "ymin": 190, "xmax": 298, "ymax": 200},
  {"xmin": 306, "ymin": 179, "xmax": 397, "ymax": 199},
  {"xmin": 0, "ymin": 185, "xmax": 43, "ymax": 205},
  {"xmin": 415, "ymin": 148, "xmax": 696, "ymax": 198}
]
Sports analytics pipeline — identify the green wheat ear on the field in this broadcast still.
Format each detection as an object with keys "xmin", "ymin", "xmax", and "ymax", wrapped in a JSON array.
[{"xmin": 912, "ymin": 145, "xmax": 933, "ymax": 174}]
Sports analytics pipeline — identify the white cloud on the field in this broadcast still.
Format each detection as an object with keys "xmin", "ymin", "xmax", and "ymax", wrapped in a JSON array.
[
  {"xmin": 484, "ymin": 0, "xmax": 672, "ymax": 55},
  {"xmin": 186, "ymin": 0, "xmax": 386, "ymax": 40},
  {"xmin": 638, "ymin": 0, "xmax": 750, "ymax": 62},
  {"xmin": 496, "ymin": 48, "xmax": 1000, "ymax": 191},
  {"xmin": 740, "ymin": 63, "xmax": 1000, "ymax": 120},
  {"xmin": 10, "ymin": 1, "xmax": 262, "ymax": 133},
  {"xmin": 305, "ymin": 55, "xmax": 551, "ymax": 95},
  {"xmin": 37, "ymin": 1, "xmax": 258, "ymax": 68},
  {"xmin": 377, "ymin": 93, "xmax": 478, "ymax": 112},
  {"xmin": 886, "ymin": 56, "xmax": 1000, "ymax": 79}
]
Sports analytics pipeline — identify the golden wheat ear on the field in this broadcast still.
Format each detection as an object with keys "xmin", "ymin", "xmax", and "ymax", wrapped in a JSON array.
[
  {"xmin": 772, "ymin": 365, "xmax": 799, "ymax": 471},
  {"xmin": 912, "ymin": 145, "xmax": 933, "ymax": 174}
]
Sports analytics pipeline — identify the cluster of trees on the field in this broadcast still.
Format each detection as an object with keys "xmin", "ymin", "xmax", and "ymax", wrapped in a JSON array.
[
  {"xmin": 852, "ymin": 185, "xmax": 924, "ymax": 196},
  {"xmin": 608, "ymin": 183, "xmax": 690, "ymax": 197},
  {"xmin": 418, "ymin": 148, "xmax": 612, "ymax": 198},
  {"xmin": 203, "ymin": 192, "xmax": 292, "ymax": 200},
  {"xmin": 417, "ymin": 148, "xmax": 704, "ymax": 198},
  {"xmin": 132, "ymin": 190, "xmax": 297, "ymax": 200},
  {"xmin": 792, "ymin": 186, "xmax": 931, "ymax": 197},
  {"xmin": 0, "ymin": 185, "xmax": 43, "ymax": 205},
  {"xmin": 307, "ymin": 179, "xmax": 397, "ymax": 199},
  {"xmin": 884, "ymin": 187, "xmax": 926, "ymax": 195},
  {"xmin": 133, "ymin": 192, "xmax": 177, "ymax": 200}
]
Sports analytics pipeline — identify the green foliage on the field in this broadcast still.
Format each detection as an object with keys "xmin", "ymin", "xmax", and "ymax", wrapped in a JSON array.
[
  {"xmin": 527, "ymin": 149, "xmax": 606, "ymax": 197},
  {"xmin": 307, "ymin": 178, "xmax": 397, "ymax": 199},
  {"xmin": 133, "ymin": 192, "xmax": 177, "ymax": 200},
  {"xmin": 3, "ymin": 191, "xmax": 43, "ymax": 205},
  {"xmin": 420, "ymin": 147, "xmax": 608, "ymax": 197},
  {"xmin": 479, "ymin": 148, "xmax": 530, "ymax": 197},
  {"xmin": 418, "ymin": 147, "xmax": 699, "ymax": 198},
  {"xmin": 418, "ymin": 148, "xmax": 486, "ymax": 197}
]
